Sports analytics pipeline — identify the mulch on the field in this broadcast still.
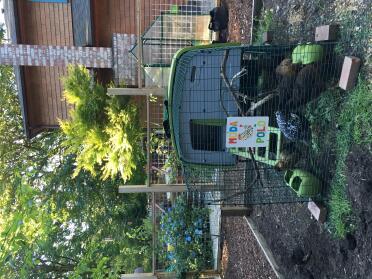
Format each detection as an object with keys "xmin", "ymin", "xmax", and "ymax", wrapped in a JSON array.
[
  {"xmin": 221, "ymin": 216, "xmax": 276, "ymax": 279},
  {"xmin": 221, "ymin": 0, "xmax": 253, "ymax": 43}
]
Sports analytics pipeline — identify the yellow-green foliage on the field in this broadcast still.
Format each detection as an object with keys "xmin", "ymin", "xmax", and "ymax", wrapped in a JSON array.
[
  {"xmin": 103, "ymin": 105, "xmax": 143, "ymax": 181},
  {"xmin": 59, "ymin": 66, "xmax": 144, "ymax": 182}
]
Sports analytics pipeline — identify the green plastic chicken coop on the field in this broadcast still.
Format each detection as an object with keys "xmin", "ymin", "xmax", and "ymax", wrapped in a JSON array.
[{"xmin": 165, "ymin": 42, "xmax": 338, "ymax": 204}]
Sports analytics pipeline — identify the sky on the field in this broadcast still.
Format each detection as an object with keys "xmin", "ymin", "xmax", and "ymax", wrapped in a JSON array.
[
  {"xmin": 0, "ymin": 0, "xmax": 10, "ymax": 40},
  {"xmin": 0, "ymin": 1, "xmax": 4, "ymax": 25}
]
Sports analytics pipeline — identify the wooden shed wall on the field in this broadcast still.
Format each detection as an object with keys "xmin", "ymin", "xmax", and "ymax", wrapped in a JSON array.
[
  {"xmin": 91, "ymin": 0, "xmax": 182, "ymax": 128},
  {"xmin": 14, "ymin": 0, "xmax": 185, "ymax": 135},
  {"xmin": 92, "ymin": 0, "xmax": 184, "ymax": 47},
  {"xmin": 16, "ymin": 0, "xmax": 73, "ymax": 129}
]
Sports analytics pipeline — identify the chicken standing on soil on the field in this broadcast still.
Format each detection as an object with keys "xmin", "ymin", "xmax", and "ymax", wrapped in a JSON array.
[{"xmin": 275, "ymin": 59, "xmax": 324, "ymax": 112}]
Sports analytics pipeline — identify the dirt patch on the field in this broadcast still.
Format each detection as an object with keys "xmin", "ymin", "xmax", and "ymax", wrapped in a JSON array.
[
  {"xmin": 221, "ymin": 216, "xmax": 276, "ymax": 279},
  {"xmin": 248, "ymin": 146, "xmax": 372, "ymax": 278},
  {"xmin": 346, "ymin": 146, "xmax": 372, "ymax": 212}
]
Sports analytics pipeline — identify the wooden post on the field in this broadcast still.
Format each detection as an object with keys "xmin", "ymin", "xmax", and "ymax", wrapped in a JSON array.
[
  {"xmin": 151, "ymin": 192, "xmax": 156, "ymax": 274},
  {"xmin": 118, "ymin": 184, "xmax": 187, "ymax": 194},
  {"xmin": 121, "ymin": 274, "xmax": 157, "ymax": 279},
  {"xmin": 107, "ymin": 88, "xmax": 165, "ymax": 96},
  {"xmin": 136, "ymin": 0, "xmax": 143, "ymax": 88},
  {"xmin": 121, "ymin": 271, "xmax": 220, "ymax": 279},
  {"xmin": 118, "ymin": 183, "xmax": 218, "ymax": 194},
  {"xmin": 221, "ymin": 206, "xmax": 251, "ymax": 217},
  {"xmin": 186, "ymin": 270, "xmax": 221, "ymax": 278}
]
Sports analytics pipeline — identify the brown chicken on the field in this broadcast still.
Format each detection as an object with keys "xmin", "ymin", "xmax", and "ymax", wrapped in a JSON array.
[
  {"xmin": 275, "ymin": 58, "xmax": 300, "ymax": 77},
  {"xmin": 275, "ymin": 59, "xmax": 325, "ymax": 112},
  {"xmin": 288, "ymin": 63, "xmax": 325, "ymax": 110},
  {"xmin": 274, "ymin": 144, "xmax": 301, "ymax": 171}
]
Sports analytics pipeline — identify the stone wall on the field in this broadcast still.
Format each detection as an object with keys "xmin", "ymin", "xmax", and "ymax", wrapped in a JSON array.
[{"xmin": 0, "ymin": 44, "xmax": 112, "ymax": 68}]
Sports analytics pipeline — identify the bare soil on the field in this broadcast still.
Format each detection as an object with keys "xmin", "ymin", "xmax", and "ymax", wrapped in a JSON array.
[
  {"xmin": 221, "ymin": 147, "xmax": 372, "ymax": 279},
  {"xmin": 251, "ymin": 161, "xmax": 372, "ymax": 279}
]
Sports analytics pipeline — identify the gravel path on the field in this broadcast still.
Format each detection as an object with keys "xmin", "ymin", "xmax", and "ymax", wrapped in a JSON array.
[{"xmin": 221, "ymin": 0, "xmax": 253, "ymax": 43}]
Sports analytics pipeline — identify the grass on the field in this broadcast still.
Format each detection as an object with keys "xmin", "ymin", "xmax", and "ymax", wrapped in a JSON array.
[
  {"xmin": 328, "ymin": 79, "xmax": 372, "ymax": 238},
  {"xmin": 307, "ymin": 78, "xmax": 371, "ymax": 238}
]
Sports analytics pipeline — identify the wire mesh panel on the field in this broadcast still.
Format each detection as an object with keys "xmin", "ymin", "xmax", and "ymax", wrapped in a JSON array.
[
  {"xmin": 143, "ymin": 0, "xmax": 219, "ymax": 184},
  {"xmin": 148, "ymin": 94, "xmax": 184, "ymax": 185},
  {"xmin": 131, "ymin": 0, "xmax": 218, "ymax": 87},
  {"xmin": 167, "ymin": 43, "xmax": 342, "ymax": 206},
  {"xmin": 141, "ymin": 4, "xmax": 223, "ymax": 276}
]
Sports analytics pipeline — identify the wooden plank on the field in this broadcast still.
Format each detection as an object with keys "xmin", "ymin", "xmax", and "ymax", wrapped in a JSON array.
[
  {"xmin": 107, "ymin": 88, "xmax": 165, "ymax": 96},
  {"xmin": 121, "ymin": 274, "xmax": 157, "ymax": 279},
  {"xmin": 119, "ymin": 184, "xmax": 187, "ymax": 193},
  {"xmin": 151, "ymin": 192, "xmax": 156, "ymax": 273},
  {"xmin": 59, "ymin": 68, "xmax": 68, "ymax": 120},
  {"xmin": 54, "ymin": 67, "xmax": 64, "ymax": 120},
  {"xmin": 129, "ymin": 0, "xmax": 135, "ymax": 34},
  {"xmin": 123, "ymin": 0, "xmax": 129, "ymax": 34},
  {"xmin": 44, "ymin": 3, "xmax": 52, "ymax": 45},
  {"xmin": 59, "ymin": 3, "xmax": 66, "ymax": 45},
  {"xmin": 45, "ymin": 67, "xmax": 54, "ymax": 125},
  {"xmin": 119, "ymin": 183, "xmax": 217, "ymax": 194}
]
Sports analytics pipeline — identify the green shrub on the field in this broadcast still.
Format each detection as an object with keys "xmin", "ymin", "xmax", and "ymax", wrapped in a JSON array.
[
  {"xmin": 158, "ymin": 195, "xmax": 212, "ymax": 278},
  {"xmin": 60, "ymin": 66, "xmax": 144, "ymax": 182}
]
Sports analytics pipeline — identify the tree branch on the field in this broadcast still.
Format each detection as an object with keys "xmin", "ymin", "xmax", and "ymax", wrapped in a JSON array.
[{"xmin": 220, "ymin": 50, "xmax": 245, "ymax": 114}]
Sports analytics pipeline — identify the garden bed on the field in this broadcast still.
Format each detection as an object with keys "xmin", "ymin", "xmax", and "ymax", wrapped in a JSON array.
[{"xmin": 220, "ymin": 0, "xmax": 372, "ymax": 278}]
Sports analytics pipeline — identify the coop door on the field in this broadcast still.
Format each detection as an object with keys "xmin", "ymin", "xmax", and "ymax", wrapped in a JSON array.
[{"xmin": 190, "ymin": 120, "xmax": 224, "ymax": 152}]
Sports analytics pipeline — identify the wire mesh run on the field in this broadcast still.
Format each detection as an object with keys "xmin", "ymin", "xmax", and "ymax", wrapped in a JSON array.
[
  {"xmin": 144, "ymin": 1, "xmax": 218, "ymax": 185},
  {"xmin": 167, "ymin": 43, "xmax": 342, "ymax": 206},
  {"xmin": 130, "ymin": 0, "xmax": 218, "ymax": 87}
]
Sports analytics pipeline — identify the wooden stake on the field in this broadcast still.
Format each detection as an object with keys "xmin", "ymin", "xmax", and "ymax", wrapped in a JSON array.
[
  {"xmin": 107, "ymin": 88, "xmax": 165, "ymax": 96},
  {"xmin": 118, "ymin": 184, "xmax": 187, "ymax": 194},
  {"xmin": 221, "ymin": 206, "xmax": 252, "ymax": 217}
]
